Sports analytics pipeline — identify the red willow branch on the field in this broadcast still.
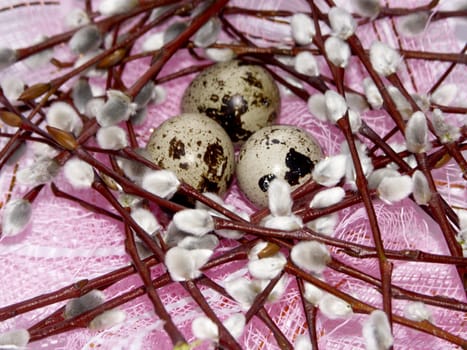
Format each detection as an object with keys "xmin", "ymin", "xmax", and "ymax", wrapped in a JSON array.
[
  {"xmin": 309, "ymin": 0, "xmax": 395, "ymax": 326},
  {"xmin": 14, "ymin": 0, "xmax": 183, "ymax": 61},
  {"xmin": 214, "ymin": 218, "xmax": 467, "ymax": 266},
  {"xmin": 286, "ymin": 263, "xmax": 467, "ymax": 347},
  {"xmin": 92, "ymin": 179, "xmax": 186, "ymax": 346},
  {"xmin": 343, "ymin": 13, "xmax": 465, "ymax": 287}
]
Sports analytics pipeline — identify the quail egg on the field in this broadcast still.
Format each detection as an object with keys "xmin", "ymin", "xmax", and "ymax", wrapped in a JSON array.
[
  {"xmin": 181, "ymin": 60, "xmax": 280, "ymax": 143},
  {"xmin": 236, "ymin": 125, "xmax": 323, "ymax": 207},
  {"xmin": 146, "ymin": 113, "xmax": 235, "ymax": 195}
]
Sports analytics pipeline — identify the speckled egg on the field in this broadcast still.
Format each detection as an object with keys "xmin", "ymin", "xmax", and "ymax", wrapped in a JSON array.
[
  {"xmin": 181, "ymin": 60, "xmax": 281, "ymax": 143},
  {"xmin": 146, "ymin": 113, "xmax": 235, "ymax": 195},
  {"xmin": 236, "ymin": 125, "xmax": 323, "ymax": 207}
]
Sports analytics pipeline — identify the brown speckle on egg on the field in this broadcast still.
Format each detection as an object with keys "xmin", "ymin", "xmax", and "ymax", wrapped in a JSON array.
[
  {"xmin": 236, "ymin": 125, "xmax": 323, "ymax": 207},
  {"xmin": 146, "ymin": 113, "xmax": 235, "ymax": 195},
  {"xmin": 181, "ymin": 60, "xmax": 280, "ymax": 144}
]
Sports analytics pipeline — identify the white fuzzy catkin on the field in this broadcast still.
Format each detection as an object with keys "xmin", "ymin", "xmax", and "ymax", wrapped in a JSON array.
[
  {"xmin": 345, "ymin": 92, "xmax": 369, "ymax": 113},
  {"xmin": 354, "ymin": 0, "xmax": 381, "ymax": 18},
  {"xmin": 294, "ymin": 51, "xmax": 319, "ymax": 77},
  {"xmin": 85, "ymin": 98, "xmax": 105, "ymax": 118},
  {"xmin": 307, "ymin": 213, "xmax": 338, "ymax": 236},
  {"xmin": 164, "ymin": 246, "xmax": 213, "ymax": 281},
  {"xmin": 303, "ymin": 281, "xmax": 325, "ymax": 305},
  {"xmin": 69, "ymin": 25, "xmax": 102, "ymax": 55},
  {"xmin": 1, "ymin": 199, "xmax": 32, "ymax": 237},
  {"xmin": 262, "ymin": 214, "xmax": 303, "ymax": 231},
  {"xmin": 72, "ymin": 78, "xmax": 93, "ymax": 114},
  {"xmin": 291, "ymin": 13, "xmax": 315, "ymax": 45},
  {"xmin": 325, "ymin": 90, "xmax": 348, "ymax": 123},
  {"xmin": 17, "ymin": 158, "xmax": 59, "ymax": 186},
  {"xmin": 65, "ymin": 8, "xmax": 90, "ymax": 28},
  {"xmin": 431, "ymin": 83, "xmax": 457, "ymax": 106},
  {"xmin": 294, "ymin": 334, "xmax": 312, "ymax": 350},
  {"xmin": 225, "ymin": 277, "xmax": 258, "ymax": 309},
  {"xmin": 99, "ymin": 0, "xmax": 138, "ymax": 16},
  {"xmin": 173, "ymin": 209, "xmax": 214, "ymax": 236},
  {"xmin": 248, "ymin": 253, "xmax": 287, "ymax": 280},
  {"xmin": 227, "ymin": 276, "xmax": 288, "ymax": 309},
  {"xmin": 348, "ymin": 109, "xmax": 362, "ymax": 133},
  {"xmin": 456, "ymin": 209, "xmax": 467, "ymax": 243},
  {"xmin": 431, "ymin": 109, "xmax": 460, "ymax": 143},
  {"xmin": 205, "ymin": 48, "xmax": 235, "ymax": 62},
  {"xmin": 73, "ymin": 49, "xmax": 105, "ymax": 77},
  {"xmin": 398, "ymin": 12, "xmax": 429, "ymax": 37},
  {"xmin": 64, "ymin": 158, "xmax": 94, "ymax": 189},
  {"xmin": 64, "ymin": 290, "xmax": 106, "ymax": 319},
  {"xmin": 0, "ymin": 47, "xmax": 17, "ymax": 69},
  {"xmin": 258, "ymin": 275, "xmax": 289, "ymax": 302},
  {"xmin": 268, "ymin": 179, "xmax": 293, "ymax": 217},
  {"xmin": 363, "ymin": 77, "xmax": 383, "ymax": 109},
  {"xmin": 152, "ymin": 85, "xmax": 167, "ymax": 105},
  {"xmin": 194, "ymin": 17, "xmax": 221, "ymax": 48},
  {"xmin": 134, "ymin": 81, "xmax": 155, "ymax": 109},
  {"xmin": 141, "ymin": 170, "xmax": 180, "ymax": 199},
  {"xmin": 192, "ymin": 316, "xmax": 218, "ymax": 341},
  {"xmin": 403, "ymin": 301, "xmax": 432, "ymax": 322},
  {"xmin": 310, "ymin": 187, "xmax": 346, "ymax": 209},
  {"xmin": 32, "ymin": 144, "xmax": 58, "ymax": 160},
  {"xmin": 405, "ymin": 111, "xmax": 430, "ymax": 153},
  {"xmin": 96, "ymin": 90, "xmax": 137, "ymax": 127},
  {"xmin": 163, "ymin": 221, "xmax": 191, "ymax": 248},
  {"xmin": 5, "ymin": 142, "xmax": 26, "ymax": 166},
  {"xmin": 131, "ymin": 207, "xmax": 161, "ymax": 235},
  {"xmin": 25, "ymin": 35, "xmax": 53, "ymax": 69},
  {"xmin": 177, "ymin": 234, "xmax": 219, "ymax": 251},
  {"xmin": 214, "ymin": 205, "xmax": 249, "ymax": 240},
  {"xmin": 307, "ymin": 93, "xmax": 327, "ymax": 121},
  {"xmin": 312, "ymin": 154, "xmax": 348, "ymax": 187},
  {"xmin": 223, "ymin": 313, "xmax": 246, "ymax": 340},
  {"xmin": 117, "ymin": 150, "xmax": 150, "ymax": 182},
  {"xmin": 291, "ymin": 241, "xmax": 331, "ymax": 274},
  {"xmin": 367, "ymin": 167, "xmax": 400, "ymax": 189},
  {"xmin": 0, "ymin": 329, "xmax": 30, "ymax": 348},
  {"xmin": 412, "ymin": 93, "xmax": 430, "ymax": 112},
  {"xmin": 341, "ymin": 140, "xmax": 374, "ymax": 189},
  {"xmin": 163, "ymin": 22, "xmax": 187, "ymax": 44},
  {"xmin": 328, "ymin": 7, "xmax": 357, "ymax": 39},
  {"xmin": 195, "ymin": 192, "xmax": 224, "ymax": 212},
  {"xmin": 1, "ymin": 75, "xmax": 24, "ymax": 102},
  {"xmin": 387, "ymin": 142, "xmax": 417, "ymax": 169},
  {"xmin": 412, "ymin": 170, "xmax": 431, "ymax": 205},
  {"xmin": 89, "ymin": 309, "xmax": 126, "ymax": 330},
  {"xmin": 369, "ymin": 41, "xmax": 401, "ymax": 76},
  {"xmin": 46, "ymin": 101, "xmax": 83, "ymax": 136},
  {"xmin": 377, "ymin": 175, "xmax": 413, "ymax": 203},
  {"xmin": 324, "ymin": 36, "xmax": 351, "ymax": 68},
  {"xmin": 318, "ymin": 294, "xmax": 353, "ymax": 319},
  {"xmin": 388, "ymin": 86, "xmax": 412, "ymax": 120},
  {"xmin": 362, "ymin": 310, "xmax": 393, "ymax": 350},
  {"xmin": 142, "ymin": 32, "xmax": 165, "ymax": 52},
  {"xmin": 248, "ymin": 241, "xmax": 269, "ymax": 260},
  {"xmin": 96, "ymin": 126, "xmax": 128, "ymax": 150}
]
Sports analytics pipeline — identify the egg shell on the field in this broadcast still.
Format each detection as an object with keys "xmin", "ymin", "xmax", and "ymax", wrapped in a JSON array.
[
  {"xmin": 181, "ymin": 60, "xmax": 280, "ymax": 143},
  {"xmin": 146, "ymin": 113, "xmax": 235, "ymax": 195},
  {"xmin": 236, "ymin": 125, "xmax": 323, "ymax": 207}
]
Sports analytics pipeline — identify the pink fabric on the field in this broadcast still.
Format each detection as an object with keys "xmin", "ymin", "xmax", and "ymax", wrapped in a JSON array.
[{"xmin": 0, "ymin": 1, "xmax": 465, "ymax": 349}]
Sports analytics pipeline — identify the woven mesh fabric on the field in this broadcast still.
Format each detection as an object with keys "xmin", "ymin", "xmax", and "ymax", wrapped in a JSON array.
[{"xmin": 0, "ymin": 0, "xmax": 466, "ymax": 349}]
